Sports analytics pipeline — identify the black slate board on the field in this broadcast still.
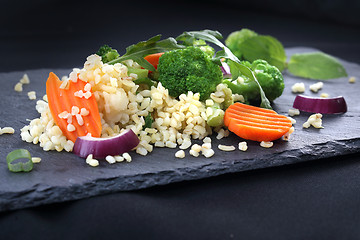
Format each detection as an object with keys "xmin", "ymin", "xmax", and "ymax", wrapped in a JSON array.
[{"xmin": 0, "ymin": 47, "xmax": 359, "ymax": 212}]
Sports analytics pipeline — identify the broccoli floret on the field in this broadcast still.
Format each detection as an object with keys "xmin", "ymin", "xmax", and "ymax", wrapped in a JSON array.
[
  {"xmin": 192, "ymin": 40, "xmax": 215, "ymax": 58},
  {"xmin": 225, "ymin": 29, "xmax": 258, "ymax": 60},
  {"xmin": 96, "ymin": 45, "xmax": 120, "ymax": 63},
  {"xmin": 223, "ymin": 59, "xmax": 284, "ymax": 103},
  {"xmin": 157, "ymin": 46, "xmax": 223, "ymax": 101}
]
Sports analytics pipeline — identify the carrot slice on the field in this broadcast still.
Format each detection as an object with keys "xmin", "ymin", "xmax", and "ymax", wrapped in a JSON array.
[
  {"xmin": 224, "ymin": 102, "xmax": 292, "ymax": 142},
  {"xmin": 144, "ymin": 52, "xmax": 164, "ymax": 70},
  {"xmin": 46, "ymin": 72, "xmax": 102, "ymax": 143}
]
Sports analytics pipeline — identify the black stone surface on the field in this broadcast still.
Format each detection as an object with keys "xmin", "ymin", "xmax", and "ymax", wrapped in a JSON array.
[{"xmin": 0, "ymin": 47, "xmax": 359, "ymax": 212}]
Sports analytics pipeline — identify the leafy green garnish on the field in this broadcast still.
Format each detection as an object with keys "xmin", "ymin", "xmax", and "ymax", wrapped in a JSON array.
[
  {"xmin": 226, "ymin": 28, "xmax": 348, "ymax": 80},
  {"xmin": 107, "ymin": 35, "xmax": 185, "ymax": 71},
  {"xmin": 225, "ymin": 29, "xmax": 287, "ymax": 71},
  {"xmin": 143, "ymin": 113, "xmax": 153, "ymax": 130},
  {"xmin": 288, "ymin": 52, "xmax": 348, "ymax": 80},
  {"xmin": 176, "ymin": 30, "xmax": 272, "ymax": 109},
  {"xmin": 239, "ymin": 35, "xmax": 287, "ymax": 72}
]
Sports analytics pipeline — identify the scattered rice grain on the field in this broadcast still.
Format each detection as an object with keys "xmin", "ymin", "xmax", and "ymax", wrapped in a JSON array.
[
  {"xmin": 31, "ymin": 157, "xmax": 41, "ymax": 163},
  {"xmin": 238, "ymin": 141, "xmax": 248, "ymax": 151},
  {"xmin": 260, "ymin": 141, "xmax": 273, "ymax": 148},
  {"xmin": 175, "ymin": 150, "xmax": 185, "ymax": 158},
  {"xmin": 218, "ymin": 144, "xmax": 236, "ymax": 151}
]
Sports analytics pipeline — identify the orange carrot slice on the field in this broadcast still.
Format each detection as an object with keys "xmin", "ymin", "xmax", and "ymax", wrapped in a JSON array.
[
  {"xmin": 224, "ymin": 102, "xmax": 292, "ymax": 142},
  {"xmin": 144, "ymin": 52, "xmax": 164, "ymax": 70},
  {"xmin": 46, "ymin": 72, "xmax": 102, "ymax": 143}
]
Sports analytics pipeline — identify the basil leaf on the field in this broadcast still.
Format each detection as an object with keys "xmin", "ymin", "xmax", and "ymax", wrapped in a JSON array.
[
  {"xmin": 108, "ymin": 35, "xmax": 185, "ymax": 71},
  {"xmin": 176, "ymin": 30, "xmax": 273, "ymax": 109},
  {"xmin": 288, "ymin": 52, "xmax": 348, "ymax": 80},
  {"xmin": 239, "ymin": 35, "xmax": 287, "ymax": 72},
  {"xmin": 225, "ymin": 29, "xmax": 258, "ymax": 59}
]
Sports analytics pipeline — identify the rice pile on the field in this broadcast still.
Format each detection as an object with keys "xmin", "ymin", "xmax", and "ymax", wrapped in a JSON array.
[{"xmin": 20, "ymin": 54, "xmax": 231, "ymax": 156}]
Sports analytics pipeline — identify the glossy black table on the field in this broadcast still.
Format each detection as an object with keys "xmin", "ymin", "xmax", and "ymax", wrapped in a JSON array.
[{"xmin": 1, "ymin": 1, "xmax": 360, "ymax": 239}]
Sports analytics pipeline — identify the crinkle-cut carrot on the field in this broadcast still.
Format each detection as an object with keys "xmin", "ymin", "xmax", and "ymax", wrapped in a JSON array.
[
  {"xmin": 46, "ymin": 72, "xmax": 102, "ymax": 143},
  {"xmin": 144, "ymin": 52, "xmax": 164, "ymax": 70},
  {"xmin": 224, "ymin": 102, "xmax": 292, "ymax": 142}
]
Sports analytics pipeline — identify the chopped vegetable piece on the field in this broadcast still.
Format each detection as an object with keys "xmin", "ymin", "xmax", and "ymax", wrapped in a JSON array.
[
  {"xmin": 157, "ymin": 46, "xmax": 223, "ymax": 101},
  {"xmin": 293, "ymin": 95, "xmax": 347, "ymax": 114},
  {"xmin": 224, "ymin": 102, "xmax": 292, "ymax": 142},
  {"xmin": 46, "ymin": 72, "xmax": 102, "ymax": 143},
  {"xmin": 221, "ymin": 61, "xmax": 232, "ymax": 78},
  {"xmin": 144, "ymin": 52, "xmax": 164, "ymax": 70},
  {"xmin": 7, "ymin": 149, "xmax": 33, "ymax": 172},
  {"xmin": 73, "ymin": 129, "xmax": 140, "ymax": 159}
]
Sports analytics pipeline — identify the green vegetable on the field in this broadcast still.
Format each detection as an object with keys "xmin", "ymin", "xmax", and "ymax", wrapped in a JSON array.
[
  {"xmin": 206, "ymin": 102, "xmax": 224, "ymax": 127},
  {"xmin": 157, "ymin": 46, "xmax": 223, "ymax": 101},
  {"xmin": 186, "ymin": 39, "xmax": 215, "ymax": 58},
  {"xmin": 143, "ymin": 113, "xmax": 153, "ymax": 130},
  {"xmin": 225, "ymin": 29, "xmax": 258, "ymax": 59},
  {"xmin": 288, "ymin": 52, "xmax": 348, "ymax": 80},
  {"xmin": 107, "ymin": 35, "xmax": 185, "ymax": 71},
  {"xmin": 225, "ymin": 29, "xmax": 286, "ymax": 71},
  {"xmin": 127, "ymin": 67, "xmax": 149, "ymax": 80},
  {"xmin": 176, "ymin": 30, "xmax": 272, "ymax": 109},
  {"xmin": 239, "ymin": 35, "xmax": 287, "ymax": 72},
  {"xmin": 96, "ymin": 45, "xmax": 120, "ymax": 63},
  {"xmin": 133, "ymin": 77, "xmax": 155, "ymax": 88},
  {"xmin": 224, "ymin": 59, "xmax": 284, "ymax": 103},
  {"xmin": 6, "ymin": 149, "xmax": 33, "ymax": 173},
  {"xmin": 225, "ymin": 28, "xmax": 348, "ymax": 80},
  {"xmin": 127, "ymin": 67, "xmax": 155, "ymax": 88}
]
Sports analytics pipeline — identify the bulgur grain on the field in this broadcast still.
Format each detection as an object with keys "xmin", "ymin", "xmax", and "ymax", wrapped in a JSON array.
[
  {"xmin": 123, "ymin": 152, "xmax": 132, "ymax": 162},
  {"xmin": 0, "ymin": 127, "xmax": 15, "ymax": 134},
  {"xmin": 291, "ymin": 82, "xmax": 305, "ymax": 93},
  {"xmin": 14, "ymin": 82, "xmax": 23, "ymax": 92},
  {"xmin": 349, "ymin": 76, "xmax": 356, "ymax": 83},
  {"xmin": 202, "ymin": 148, "xmax": 215, "ymax": 158},
  {"xmin": 238, "ymin": 141, "xmax": 248, "ymax": 151},
  {"xmin": 105, "ymin": 155, "xmax": 116, "ymax": 164},
  {"xmin": 218, "ymin": 144, "xmax": 236, "ymax": 151},
  {"xmin": 31, "ymin": 157, "xmax": 42, "ymax": 163},
  {"xmin": 20, "ymin": 74, "xmax": 30, "ymax": 84},
  {"xmin": 27, "ymin": 91, "xmax": 36, "ymax": 100},
  {"xmin": 260, "ymin": 141, "xmax": 273, "ymax": 148},
  {"xmin": 320, "ymin": 93, "xmax": 329, "ymax": 98},
  {"xmin": 175, "ymin": 150, "xmax": 185, "ymax": 158},
  {"xmin": 189, "ymin": 149, "xmax": 200, "ymax": 157}
]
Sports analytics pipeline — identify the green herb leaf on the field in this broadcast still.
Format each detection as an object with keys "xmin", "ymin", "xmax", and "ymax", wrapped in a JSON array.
[
  {"xmin": 108, "ymin": 35, "xmax": 185, "ymax": 71},
  {"xmin": 177, "ymin": 30, "xmax": 272, "ymax": 109},
  {"xmin": 6, "ymin": 149, "xmax": 33, "ymax": 172},
  {"xmin": 225, "ymin": 29, "xmax": 258, "ymax": 59},
  {"xmin": 288, "ymin": 52, "xmax": 348, "ymax": 80},
  {"xmin": 143, "ymin": 113, "xmax": 153, "ymax": 130},
  {"xmin": 239, "ymin": 35, "xmax": 287, "ymax": 71}
]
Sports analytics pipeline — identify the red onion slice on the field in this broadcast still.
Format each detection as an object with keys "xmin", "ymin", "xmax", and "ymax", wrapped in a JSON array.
[
  {"xmin": 293, "ymin": 95, "xmax": 347, "ymax": 114},
  {"xmin": 73, "ymin": 129, "xmax": 140, "ymax": 159},
  {"xmin": 221, "ymin": 61, "xmax": 232, "ymax": 78}
]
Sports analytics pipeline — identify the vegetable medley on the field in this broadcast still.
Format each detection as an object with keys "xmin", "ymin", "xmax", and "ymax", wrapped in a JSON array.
[{"xmin": 5, "ymin": 29, "xmax": 350, "ymax": 171}]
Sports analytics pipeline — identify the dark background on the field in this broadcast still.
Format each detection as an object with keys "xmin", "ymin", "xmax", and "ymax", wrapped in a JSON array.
[{"xmin": 1, "ymin": 0, "xmax": 360, "ymax": 239}]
